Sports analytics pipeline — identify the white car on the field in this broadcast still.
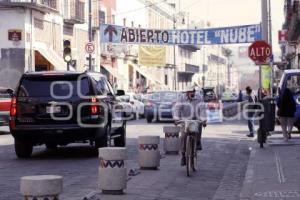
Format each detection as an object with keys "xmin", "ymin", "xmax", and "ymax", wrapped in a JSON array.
[
  {"xmin": 127, "ymin": 92, "xmax": 145, "ymax": 118},
  {"xmin": 116, "ymin": 95, "xmax": 134, "ymax": 119}
]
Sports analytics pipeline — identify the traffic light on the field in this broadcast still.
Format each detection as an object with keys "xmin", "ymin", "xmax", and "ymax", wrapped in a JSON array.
[{"xmin": 63, "ymin": 40, "xmax": 72, "ymax": 63}]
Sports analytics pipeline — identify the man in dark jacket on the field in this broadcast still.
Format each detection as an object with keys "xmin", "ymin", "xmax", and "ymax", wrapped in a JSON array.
[
  {"xmin": 245, "ymin": 86, "xmax": 256, "ymax": 137},
  {"xmin": 277, "ymin": 88, "xmax": 296, "ymax": 141}
]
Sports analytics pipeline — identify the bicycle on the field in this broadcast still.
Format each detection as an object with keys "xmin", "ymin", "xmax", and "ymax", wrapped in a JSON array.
[{"xmin": 175, "ymin": 119, "xmax": 203, "ymax": 177}]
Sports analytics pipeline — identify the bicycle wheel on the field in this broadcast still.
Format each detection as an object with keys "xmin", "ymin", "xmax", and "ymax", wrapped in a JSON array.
[
  {"xmin": 186, "ymin": 136, "xmax": 193, "ymax": 177},
  {"xmin": 192, "ymin": 136, "xmax": 198, "ymax": 172}
]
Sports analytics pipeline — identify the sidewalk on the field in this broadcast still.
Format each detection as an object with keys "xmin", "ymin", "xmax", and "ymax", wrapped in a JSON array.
[{"xmin": 240, "ymin": 134, "xmax": 300, "ymax": 200}]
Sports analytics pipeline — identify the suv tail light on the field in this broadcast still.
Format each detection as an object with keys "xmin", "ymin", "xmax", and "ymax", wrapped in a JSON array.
[
  {"xmin": 10, "ymin": 97, "xmax": 17, "ymax": 117},
  {"xmin": 91, "ymin": 97, "xmax": 99, "ymax": 115},
  {"xmin": 9, "ymin": 96, "xmax": 17, "ymax": 129}
]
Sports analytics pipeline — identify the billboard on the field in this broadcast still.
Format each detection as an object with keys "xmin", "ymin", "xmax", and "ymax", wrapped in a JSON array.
[
  {"xmin": 138, "ymin": 45, "xmax": 166, "ymax": 67},
  {"xmin": 100, "ymin": 24, "xmax": 261, "ymax": 45}
]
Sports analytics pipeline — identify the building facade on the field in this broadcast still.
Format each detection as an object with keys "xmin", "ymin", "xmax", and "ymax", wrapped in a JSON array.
[
  {"xmin": 282, "ymin": 0, "xmax": 300, "ymax": 69},
  {"xmin": 110, "ymin": 0, "xmax": 202, "ymax": 92},
  {"xmin": 0, "ymin": 0, "xmax": 101, "ymax": 88}
]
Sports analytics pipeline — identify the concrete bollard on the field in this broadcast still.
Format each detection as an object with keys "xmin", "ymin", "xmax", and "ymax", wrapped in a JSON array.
[
  {"xmin": 138, "ymin": 136, "xmax": 160, "ymax": 170},
  {"xmin": 20, "ymin": 175, "xmax": 63, "ymax": 200},
  {"xmin": 163, "ymin": 126, "xmax": 180, "ymax": 154},
  {"xmin": 98, "ymin": 147, "xmax": 127, "ymax": 195}
]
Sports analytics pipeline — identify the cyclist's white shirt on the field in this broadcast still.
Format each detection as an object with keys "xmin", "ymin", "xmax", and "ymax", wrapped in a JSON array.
[{"xmin": 174, "ymin": 94, "xmax": 207, "ymax": 121}]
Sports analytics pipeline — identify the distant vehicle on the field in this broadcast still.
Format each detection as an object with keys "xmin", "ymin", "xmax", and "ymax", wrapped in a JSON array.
[
  {"xmin": 202, "ymin": 87, "xmax": 218, "ymax": 103},
  {"xmin": 144, "ymin": 91, "xmax": 181, "ymax": 123},
  {"xmin": 116, "ymin": 95, "xmax": 134, "ymax": 119},
  {"xmin": 127, "ymin": 92, "xmax": 145, "ymax": 118},
  {"xmin": 221, "ymin": 91, "xmax": 238, "ymax": 103},
  {"xmin": 0, "ymin": 87, "xmax": 13, "ymax": 126},
  {"xmin": 10, "ymin": 71, "xmax": 127, "ymax": 158},
  {"xmin": 278, "ymin": 69, "xmax": 300, "ymax": 131}
]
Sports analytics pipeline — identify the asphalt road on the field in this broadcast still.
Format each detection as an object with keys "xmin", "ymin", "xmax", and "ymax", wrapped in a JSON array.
[{"xmin": 0, "ymin": 119, "xmax": 253, "ymax": 199}]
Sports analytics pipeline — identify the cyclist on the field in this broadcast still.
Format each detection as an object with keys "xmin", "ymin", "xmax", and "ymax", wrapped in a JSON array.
[{"xmin": 174, "ymin": 85, "xmax": 207, "ymax": 166}]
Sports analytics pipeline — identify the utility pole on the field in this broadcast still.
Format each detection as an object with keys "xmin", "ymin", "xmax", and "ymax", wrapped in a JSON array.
[
  {"xmin": 173, "ymin": 15, "xmax": 177, "ymax": 91},
  {"xmin": 88, "ymin": 0, "xmax": 92, "ymax": 71},
  {"xmin": 261, "ymin": 0, "xmax": 269, "ymax": 96},
  {"xmin": 268, "ymin": 0, "xmax": 274, "ymax": 96},
  {"xmin": 202, "ymin": 46, "xmax": 206, "ymax": 88}
]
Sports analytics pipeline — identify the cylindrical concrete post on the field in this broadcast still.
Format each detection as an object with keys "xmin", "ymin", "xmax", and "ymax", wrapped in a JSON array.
[
  {"xmin": 20, "ymin": 175, "xmax": 63, "ymax": 200},
  {"xmin": 98, "ymin": 147, "xmax": 127, "ymax": 195},
  {"xmin": 163, "ymin": 126, "xmax": 180, "ymax": 154},
  {"xmin": 138, "ymin": 136, "xmax": 160, "ymax": 170}
]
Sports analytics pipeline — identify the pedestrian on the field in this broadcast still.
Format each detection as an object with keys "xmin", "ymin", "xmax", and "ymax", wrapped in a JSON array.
[
  {"xmin": 277, "ymin": 88, "xmax": 296, "ymax": 141},
  {"xmin": 245, "ymin": 86, "xmax": 257, "ymax": 137},
  {"xmin": 238, "ymin": 90, "xmax": 243, "ymax": 102}
]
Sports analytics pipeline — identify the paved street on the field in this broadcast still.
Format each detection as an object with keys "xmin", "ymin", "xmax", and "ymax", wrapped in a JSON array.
[{"xmin": 0, "ymin": 119, "xmax": 254, "ymax": 199}]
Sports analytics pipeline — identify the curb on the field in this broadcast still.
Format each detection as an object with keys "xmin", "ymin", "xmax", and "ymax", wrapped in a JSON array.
[{"xmin": 240, "ymin": 146, "xmax": 256, "ymax": 200}]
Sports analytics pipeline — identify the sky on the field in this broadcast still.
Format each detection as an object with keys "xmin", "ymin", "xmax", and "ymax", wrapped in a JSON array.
[{"xmin": 182, "ymin": 0, "xmax": 284, "ymax": 59}]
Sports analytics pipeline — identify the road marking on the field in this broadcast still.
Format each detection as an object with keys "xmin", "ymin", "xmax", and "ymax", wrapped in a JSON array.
[{"xmin": 275, "ymin": 150, "xmax": 286, "ymax": 183}]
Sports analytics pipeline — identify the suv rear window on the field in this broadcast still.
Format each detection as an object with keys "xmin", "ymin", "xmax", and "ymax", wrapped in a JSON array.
[{"xmin": 18, "ymin": 76, "xmax": 90, "ymax": 97}]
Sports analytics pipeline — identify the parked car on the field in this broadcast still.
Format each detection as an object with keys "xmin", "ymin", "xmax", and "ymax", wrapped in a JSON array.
[
  {"xmin": 127, "ymin": 92, "xmax": 145, "ymax": 118},
  {"xmin": 202, "ymin": 87, "xmax": 218, "ymax": 103},
  {"xmin": 144, "ymin": 91, "xmax": 181, "ymax": 123},
  {"xmin": 10, "ymin": 71, "xmax": 127, "ymax": 158},
  {"xmin": 116, "ymin": 95, "xmax": 134, "ymax": 119},
  {"xmin": 0, "ymin": 87, "xmax": 13, "ymax": 126},
  {"xmin": 221, "ymin": 91, "xmax": 238, "ymax": 102},
  {"xmin": 278, "ymin": 69, "xmax": 300, "ymax": 132}
]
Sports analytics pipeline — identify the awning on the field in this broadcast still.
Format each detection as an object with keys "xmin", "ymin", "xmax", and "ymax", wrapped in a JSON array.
[
  {"xmin": 101, "ymin": 65, "xmax": 126, "ymax": 81},
  {"xmin": 34, "ymin": 46, "xmax": 75, "ymax": 71},
  {"xmin": 131, "ymin": 64, "xmax": 164, "ymax": 86}
]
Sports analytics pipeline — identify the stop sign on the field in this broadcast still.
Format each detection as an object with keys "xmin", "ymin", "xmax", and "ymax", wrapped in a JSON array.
[{"xmin": 248, "ymin": 40, "xmax": 272, "ymax": 64}]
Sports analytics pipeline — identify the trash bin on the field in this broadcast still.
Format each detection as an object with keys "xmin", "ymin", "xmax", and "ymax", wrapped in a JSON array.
[{"xmin": 257, "ymin": 97, "xmax": 276, "ymax": 148}]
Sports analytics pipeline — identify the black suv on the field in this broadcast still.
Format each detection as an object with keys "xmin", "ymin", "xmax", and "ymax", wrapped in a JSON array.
[{"xmin": 10, "ymin": 71, "xmax": 127, "ymax": 158}]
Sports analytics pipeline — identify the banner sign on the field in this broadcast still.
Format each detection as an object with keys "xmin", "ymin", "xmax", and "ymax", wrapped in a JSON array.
[
  {"xmin": 100, "ymin": 24, "xmax": 261, "ymax": 45},
  {"xmin": 139, "ymin": 45, "xmax": 166, "ymax": 66}
]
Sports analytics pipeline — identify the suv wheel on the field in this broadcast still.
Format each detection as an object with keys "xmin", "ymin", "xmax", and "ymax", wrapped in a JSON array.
[
  {"xmin": 114, "ymin": 124, "xmax": 126, "ymax": 147},
  {"xmin": 95, "ymin": 124, "xmax": 110, "ymax": 148},
  {"xmin": 15, "ymin": 139, "xmax": 33, "ymax": 158}
]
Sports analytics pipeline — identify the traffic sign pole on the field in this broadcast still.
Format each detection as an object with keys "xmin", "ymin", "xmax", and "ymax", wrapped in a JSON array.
[{"xmin": 88, "ymin": 0, "xmax": 92, "ymax": 71}]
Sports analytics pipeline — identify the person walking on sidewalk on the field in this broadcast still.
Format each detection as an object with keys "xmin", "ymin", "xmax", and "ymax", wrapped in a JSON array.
[
  {"xmin": 245, "ymin": 86, "xmax": 257, "ymax": 137},
  {"xmin": 174, "ymin": 85, "xmax": 207, "ymax": 166},
  {"xmin": 238, "ymin": 90, "xmax": 243, "ymax": 102},
  {"xmin": 277, "ymin": 88, "xmax": 296, "ymax": 141}
]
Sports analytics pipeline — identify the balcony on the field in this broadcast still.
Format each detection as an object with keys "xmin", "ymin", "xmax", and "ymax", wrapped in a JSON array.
[
  {"xmin": 0, "ymin": 0, "xmax": 58, "ymax": 12},
  {"xmin": 64, "ymin": 0, "xmax": 85, "ymax": 25}
]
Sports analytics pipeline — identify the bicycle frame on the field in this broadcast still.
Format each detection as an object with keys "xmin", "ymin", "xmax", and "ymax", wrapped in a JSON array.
[{"xmin": 175, "ymin": 119, "xmax": 202, "ymax": 176}]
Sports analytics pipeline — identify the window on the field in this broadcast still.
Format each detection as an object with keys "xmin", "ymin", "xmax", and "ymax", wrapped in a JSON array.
[
  {"xmin": 91, "ymin": 75, "xmax": 113, "ymax": 95},
  {"xmin": 165, "ymin": 75, "xmax": 168, "ymax": 85},
  {"xmin": 286, "ymin": 75, "xmax": 300, "ymax": 93},
  {"xmin": 105, "ymin": 80, "xmax": 115, "ymax": 95},
  {"xmin": 100, "ymin": 11, "xmax": 105, "ymax": 24},
  {"xmin": 18, "ymin": 76, "xmax": 89, "ymax": 97}
]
